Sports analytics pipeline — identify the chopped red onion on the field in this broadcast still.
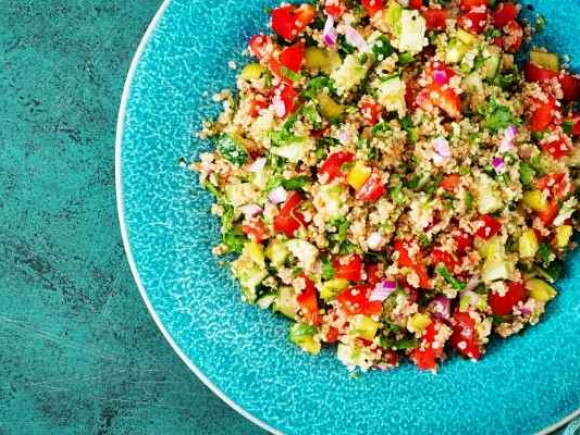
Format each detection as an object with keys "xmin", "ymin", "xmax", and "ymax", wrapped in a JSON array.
[
  {"xmin": 492, "ymin": 156, "xmax": 505, "ymax": 172},
  {"xmin": 432, "ymin": 137, "xmax": 451, "ymax": 165},
  {"xmin": 247, "ymin": 157, "xmax": 266, "ymax": 173},
  {"xmin": 239, "ymin": 204, "xmax": 263, "ymax": 217},
  {"xmin": 430, "ymin": 295, "xmax": 451, "ymax": 320},
  {"xmin": 369, "ymin": 280, "xmax": 397, "ymax": 302},
  {"xmin": 268, "ymin": 186, "xmax": 288, "ymax": 204},
  {"xmin": 272, "ymin": 96, "xmax": 286, "ymax": 118},
  {"xmin": 518, "ymin": 306, "xmax": 533, "ymax": 316},
  {"xmin": 499, "ymin": 125, "xmax": 517, "ymax": 152},
  {"xmin": 323, "ymin": 14, "xmax": 337, "ymax": 46},
  {"xmin": 433, "ymin": 69, "xmax": 448, "ymax": 85},
  {"xmin": 345, "ymin": 25, "xmax": 369, "ymax": 53}
]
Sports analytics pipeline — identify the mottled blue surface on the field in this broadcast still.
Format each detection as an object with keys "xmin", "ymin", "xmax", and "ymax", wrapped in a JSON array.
[{"xmin": 119, "ymin": 1, "xmax": 580, "ymax": 433}]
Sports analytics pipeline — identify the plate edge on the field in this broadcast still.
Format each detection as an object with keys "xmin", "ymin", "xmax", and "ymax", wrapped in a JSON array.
[{"xmin": 114, "ymin": 2, "xmax": 280, "ymax": 434}]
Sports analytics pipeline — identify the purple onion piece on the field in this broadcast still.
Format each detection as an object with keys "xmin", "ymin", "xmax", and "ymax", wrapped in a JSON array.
[
  {"xmin": 345, "ymin": 25, "xmax": 369, "ymax": 53},
  {"xmin": 323, "ymin": 14, "xmax": 337, "ymax": 46},
  {"xmin": 492, "ymin": 156, "xmax": 505, "ymax": 172},
  {"xmin": 433, "ymin": 69, "xmax": 448, "ymax": 85},
  {"xmin": 369, "ymin": 280, "xmax": 397, "ymax": 302},
  {"xmin": 430, "ymin": 295, "xmax": 451, "ymax": 320},
  {"xmin": 248, "ymin": 157, "xmax": 266, "ymax": 173},
  {"xmin": 239, "ymin": 204, "xmax": 263, "ymax": 217},
  {"xmin": 268, "ymin": 186, "xmax": 288, "ymax": 204}
]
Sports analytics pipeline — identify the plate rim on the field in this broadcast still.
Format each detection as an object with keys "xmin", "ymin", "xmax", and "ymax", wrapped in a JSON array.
[{"xmin": 114, "ymin": 1, "xmax": 578, "ymax": 434}]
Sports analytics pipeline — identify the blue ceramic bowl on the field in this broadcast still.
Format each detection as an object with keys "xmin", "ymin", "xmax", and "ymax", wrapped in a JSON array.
[{"xmin": 117, "ymin": 1, "xmax": 580, "ymax": 433}]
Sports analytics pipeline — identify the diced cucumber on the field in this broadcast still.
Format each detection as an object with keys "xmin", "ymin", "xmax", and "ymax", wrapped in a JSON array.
[
  {"xmin": 348, "ymin": 315, "xmax": 381, "ymax": 340},
  {"xmin": 384, "ymin": 1, "xmax": 403, "ymax": 36},
  {"xmin": 526, "ymin": 278, "xmax": 557, "ymax": 302},
  {"xmin": 482, "ymin": 254, "xmax": 510, "ymax": 283},
  {"xmin": 445, "ymin": 39, "xmax": 468, "ymax": 64},
  {"xmin": 285, "ymin": 239, "xmax": 319, "ymax": 270},
  {"xmin": 377, "ymin": 75, "xmax": 407, "ymax": 115},
  {"xmin": 457, "ymin": 29, "xmax": 477, "ymax": 46},
  {"xmin": 519, "ymin": 163, "xmax": 535, "ymax": 187},
  {"xmin": 530, "ymin": 51, "xmax": 559, "ymax": 72},
  {"xmin": 240, "ymin": 63, "xmax": 265, "ymax": 80},
  {"xmin": 519, "ymin": 229, "xmax": 539, "ymax": 259},
  {"xmin": 271, "ymin": 137, "xmax": 313, "ymax": 162},
  {"xmin": 273, "ymin": 286, "xmax": 299, "ymax": 319},
  {"xmin": 316, "ymin": 92, "xmax": 344, "ymax": 121},
  {"xmin": 477, "ymin": 174, "xmax": 504, "ymax": 214},
  {"xmin": 231, "ymin": 241, "xmax": 268, "ymax": 303},
  {"xmin": 463, "ymin": 72, "xmax": 485, "ymax": 102},
  {"xmin": 265, "ymin": 239, "xmax": 290, "ymax": 267},
  {"xmin": 289, "ymin": 323, "xmax": 321, "ymax": 354},
  {"xmin": 480, "ymin": 45, "xmax": 503, "ymax": 80},
  {"xmin": 320, "ymin": 185, "xmax": 346, "ymax": 220},
  {"xmin": 397, "ymin": 10, "xmax": 428, "ymax": 54},
  {"xmin": 331, "ymin": 54, "xmax": 369, "ymax": 95},
  {"xmin": 320, "ymin": 278, "xmax": 349, "ymax": 300}
]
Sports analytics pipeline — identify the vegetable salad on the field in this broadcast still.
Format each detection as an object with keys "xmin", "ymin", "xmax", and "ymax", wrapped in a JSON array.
[{"xmin": 194, "ymin": 0, "xmax": 580, "ymax": 372}]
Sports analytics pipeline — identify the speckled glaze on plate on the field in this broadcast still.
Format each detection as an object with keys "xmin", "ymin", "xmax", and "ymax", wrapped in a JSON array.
[{"xmin": 116, "ymin": 1, "xmax": 580, "ymax": 433}]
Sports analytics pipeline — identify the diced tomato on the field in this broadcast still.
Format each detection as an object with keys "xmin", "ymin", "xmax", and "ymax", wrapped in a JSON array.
[
  {"xmin": 275, "ymin": 84, "xmax": 299, "ymax": 118},
  {"xmin": 324, "ymin": 0, "xmax": 346, "ymax": 17},
  {"xmin": 365, "ymin": 263, "xmax": 383, "ymax": 285},
  {"xmin": 559, "ymin": 73, "xmax": 580, "ymax": 101},
  {"xmin": 273, "ymin": 191, "xmax": 307, "ymax": 237},
  {"xmin": 489, "ymin": 281, "xmax": 527, "ymax": 316},
  {"xmin": 409, "ymin": 0, "xmax": 423, "ymax": 9},
  {"xmin": 421, "ymin": 84, "xmax": 462, "ymax": 119},
  {"xmin": 410, "ymin": 322, "xmax": 443, "ymax": 371},
  {"xmin": 361, "ymin": 0, "xmax": 385, "ymax": 16},
  {"xmin": 279, "ymin": 42, "xmax": 305, "ymax": 74},
  {"xmin": 249, "ymin": 34, "xmax": 274, "ymax": 59},
  {"xmin": 324, "ymin": 326, "xmax": 340, "ymax": 343},
  {"xmin": 536, "ymin": 173, "xmax": 572, "ymax": 200},
  {"xmin": 450, "ymin": 311, "xmax": 482, "ymax": 360},
  {"xmin": 333, "ymin": 255, "xmax": 363, "ymax": 282},
  {"xmin": 242, "ymin": 219, "xmax": 269, "ymax": 242},
  {"xmin": 541, "ymin": 137, "xmax": 572, "ymax": 159},
  {"xmin": 458, "ymin": 0, "xmax": 488, "ymax": 11},
  {"xmin": 537, "ymin": 200, "xmax": 560, "ymax": 227},
  {"xmin": 248, "ymin": 97, "xmax": 269, "ymax": 117},
  {"xmin": 439, "ymin": 174, "xmax": 462, "ymax": 192},
  {"xmin": 495, "ymin": 20, "xmax": 522, "ymax": 53},
  {"xmin": 475, "ymin": 214, "xmax": 501, "ymax": 239},
  {"xmin": 360, "ymin": 98, "xmax": 383, "ymax": 125},
  {"xmin": 393, "ymin": 240, "xmax": 415, "ymax": 267},
  {"xmin": 271, "ymin": 4, "xmax": 315, "ymax": 41},
  {"xmin": 357, "ymin": 173, "xmax": 386, "ymax": 202},
  {"xmin": 413, "ymin": 264, "xmax": 432, "ymax": 290},
  {"xmin": 319, "ymin": 151, "xmax": 355, "ymax": 182},
  {"xmin": 422, "ymin": 8, "xmax": 448, "ymax": 30},
  {"xmin": 524, "ymin": 62, "xmax": 558, "ymax": 83},
  {"xmin": 335, "ymin": 285, "xmax": 383, "ymax": 316},
  {"xmin": 531, "ymin": 97, "xmax": 556, "ymax": 132},
  {"xmin": 455, "ymin": 231, "xmax": 474, "ymax": 254},
  {"xmin": 493, "ymin": 2, "xmax": 518, "ymax": 28},
  {"xmin": 382, "ymin": 349, "xmax": 399, "ymax": 367},
  {"xmin": 296, "ymin": 277, "xmax": 321, "ymax": 326},
  {"xmin": 431, "ymin": 248, "xmax": 459, "ymax": 271},
  {"xmin": 458, "ymin": 10, "xmax": 489, "ymax": 34}
]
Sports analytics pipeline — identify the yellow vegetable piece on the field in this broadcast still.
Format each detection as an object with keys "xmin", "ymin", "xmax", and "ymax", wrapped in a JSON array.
[
  {"xmin": 265, "ymin": 239, "xmax": 289, "ymax": 267},
  {"xmin": 346, "ymin": 162, "xmax": 371, "ymax": 191},
  {"xmin": 555, "ymin": 225, "xmax": 573, "ymax": 249},
  {"xmin": 320, "ymin": 279, "xmax": 349, "ymax": 300},
  {"xmin": 305, "ymin": 47, "xmax": 331, "ymax": 69},
  {"xmin": 523, "ymin": 190, "xmax": 548, "ymax": 212},
  {"xmin": 240, "ymin": 63, "xmax": 265, "ymax": 80},
  {"xmin": 530, "ymin": 51, "xmax": 560, "ymax": 72},
  {"xmin": 245, "ymin": 241, "xmax": 265, "ymax": 267},
  {"xmin": 457, "ymin": 29, "xmax": 476, "ymax": 46},
  {"xmin": 317, "ymin": 93, "xmax": 344, "ymax": 121},
  {"xmin": 526, "ymin": 278, "xmax": 557, "ymax": 302},
  {"xmin": 407, "ymin": 313, "xmax": 432, "ymax": 333},
  {"xmin": 519, "ymin": 229, "xmax": 539, "ymax": 259},
  {"xmin": 348, "ymin": 315, "xmax": 381, "ymax": 340}
]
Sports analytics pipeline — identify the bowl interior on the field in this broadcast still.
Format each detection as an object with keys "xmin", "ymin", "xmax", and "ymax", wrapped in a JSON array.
[{"xmin": 119, "ymin": 1, "xmax": 580, "ymax": 433}]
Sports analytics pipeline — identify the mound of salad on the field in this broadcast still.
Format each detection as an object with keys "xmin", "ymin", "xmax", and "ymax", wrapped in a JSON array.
[{"xmin": 194, "ymin": 0, "xmax": 580, "ymax": 372}]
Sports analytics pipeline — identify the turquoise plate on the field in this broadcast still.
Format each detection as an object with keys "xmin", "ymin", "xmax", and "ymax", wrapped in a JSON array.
[{"xmin": 117, "ymin": 1, "xmax": 580, "ymax": 433}]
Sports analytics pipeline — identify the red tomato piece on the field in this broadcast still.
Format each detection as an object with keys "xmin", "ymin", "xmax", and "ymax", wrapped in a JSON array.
[
  {"xmin": 319, "ymin": 151, "xmax": 355, "ymax": 182},
  {"xmin": 431, "ymin": 248, "xmax": 459, "ymax": 271},
  {"xmin": 324, "ymin": 326, "xmax": 340, "ymax": 343},
  {"xmin": 493, "ymin": 2, "xmax": 518, "ymax": 28},
  {"xmin": 275, "ymin": 84, "xmax": 299, "ymax": 118},
  {"xmin": 531, "ymin": 96, "xmax": 556, "ymax": 132},
  {"xmin": 489, "ymin": 281, "xmax": 527, "ymax": 316},
  {"xmin": 249, "ymin": 34, "xmax": 274, "ymax": 59},
  {"xmin": 279, "ymin": 42, "xmax": 305, "ymax": 74},
  {"xmin": 422, "ymin": 84, "xmax": 462, "ymax": 119},
  {"xmin": 324, "ymin": 0, "xmax": 346, "ymax": 17},
  {"xmin": 242, "ymin": 219, "xmax": 269, "ymax": 242},
  {"xmin": 455, "ymin": 231, "xmax": 474, "ymax": 254},
  {"xmin": 413, "ymin": 264, "xmax": 432, "ymax": 290},
  {"xmin": 541, "ymin": 137, "xmax": 571, "ymax": 159},
  {"xmin": 422, "ymin": 8, "xmax": 448, "ymax": 30},
  {"xmin": 248, "ymin": 97, "xmax": 269, "ymax": 117},
  {"xmin": 537, "ymin": 173, "xmax": 572, "ymax": 200},
  {"xmin": 537, "ymin": 200, "xmax": 560, "ymax": 227},
  {"xmin": 333, "ymin": 255, "xmax": 363, "ymax": 282},
  {"xmin": 458, "ymin": 0, "xmax": 488, "ymax": 11},
  {"xmin": 335, "ymin": 285, "xmax": 383, "ymax": 316},
  {"xmin": 360, "ymin": 98, "xmax": 383, "ymax": 125},
  {"xmin": 273, "ymin": 191, "xmax": 307, "ymax": 237},
  {"xmin": 499, "ymin": 20, "xmax": 523, "ymax": 53},
  {"xmin": 410, "ymin": 322, "xmax": 443, "ymax": 371},
  {"xmin": 365, "ymin": 263, "xmax": 383, "ymax": 285},
  {"xmin": 296, "ymin": 277, "xmax": 321, "ymax": 326},
  {"xmin": 409, "ymin": 0, "xmax": 423, "ymax": 9},
  {"xmin": 271, "ymin": 4, "xmax": 315, "ymax": 41},
  {"xmin": 393, "ymin": 240, "xmax": 415, "ymax": 267},
  {"xmin": 475, "ymin": 214, "xmax": 501, "ymax": 240},
  {"xmin": 439, "ymin": 174, "xmax": 462, "ymax": 192},
  {"xmin": 524, "ymin": 62, "xmax": 558, "ymax": 83},
  {"xmin": 356, "ymin": 173, "xmax": 386, "ymax": 202},
  {"xmin": 361, "ymin": 0, "xmax": 385, "ymax": 16},
  {"xmin": 559, "ymin": 73, "xmax": 580, "ymax": 102},
  {"xmin": 450, "ymin": 311, "xmax": 482, "ymax": 360},
  {"xmin": 458, "ymin": 10, "xmax": 489, "ymax": 34}
]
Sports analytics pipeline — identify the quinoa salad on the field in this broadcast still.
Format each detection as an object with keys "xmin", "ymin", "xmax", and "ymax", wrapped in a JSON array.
[{"xmin": 193, "ymin": 0, "xmax": 580, "ymax": 372}]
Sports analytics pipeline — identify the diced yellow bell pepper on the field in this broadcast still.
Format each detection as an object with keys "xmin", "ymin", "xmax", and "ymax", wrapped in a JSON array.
[
  {"xmin": 519, "ymin": 229, "xmax": 539, "ymax": 259},
  {"xmin": 523, "ymin": 190, "xmax": 548, "ymax": 212},
  {"xmin": 348, "ymin": 315, "xmax": 381, "ymax": 340},
  {"xmin": 526, "ymin": 278, "xmax": 557, "ymax": 302},
  {"xmin": 346, "ymin": 162, "xmax": 371, "ymax": 191},
  {"xmin": 320, "ymin": 278, "xmax": 349, "ymax": 300},
  {"xmin": 530, "ymin": 51, "xmax": 560, "ymax": 72},
  {"xmin": 317, "ymin": 93, "xmax": 344, "ymax": 121},
  {"xmin": 240, "ymin": 63, "xmax": 265, "ymax": 80},
  {"xmin": 245, "ymin": 241, "xmax": 265, "ymax": 267},
  {"xmin": 305, "ymin": 47, "xmax": 330, "ymax": 69},
  {"xmin": 407, "ymin": 313, "xmax": 432, "ymax": 333},
  {"xmin": 457, "ymin": 28, "xmax": 477, "ymax": 46},
  {"xmin": 555, "ymin": 225, "xmax": 573, "ymax": 249}
]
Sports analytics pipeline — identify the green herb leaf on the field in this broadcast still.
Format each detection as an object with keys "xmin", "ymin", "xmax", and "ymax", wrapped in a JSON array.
[
  {"xmin": 437, "ymin": 265, "xmax": 466, "ymax": 290},
  {"xmin": 371, "ymin": 35, "xmax": 395, "ymax": 62},
  {"xmin": 216, "ymin": 135, "xmax": 249, "ymax": 166},
  {"xmin": 322, "ymin": 258, "xmax": 335, "ymax": 280},
  {"xmin": 281, "ymin": 175, "xmax": 308, "ymax": 190}
]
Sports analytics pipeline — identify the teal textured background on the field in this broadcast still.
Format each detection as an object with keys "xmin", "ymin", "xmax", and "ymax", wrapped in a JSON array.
[{"xmin": 0, "ymin": 1, "xmax": 262, "ymax": 433}]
